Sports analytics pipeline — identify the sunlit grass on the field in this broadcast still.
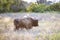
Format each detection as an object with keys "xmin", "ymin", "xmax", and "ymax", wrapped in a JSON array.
[
  {"xmin": 0, "ymin": 17, "xmax": 14, "ymax": 33},
  {"xmin": 0, "ymin": 13, "xmax": 60, "ymax": 40},
  {"xmin": 47, "ymin": 33, "xmax": 60, "ymax": 40}
]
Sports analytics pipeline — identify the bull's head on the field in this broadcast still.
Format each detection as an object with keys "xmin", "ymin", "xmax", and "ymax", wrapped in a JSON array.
[{"xmin": 32, "ymin": 20, "xmax": 38, "ymax": 26}]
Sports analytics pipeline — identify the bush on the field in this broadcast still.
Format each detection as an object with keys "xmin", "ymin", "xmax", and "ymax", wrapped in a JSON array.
[
  {"xmin": 46, "ymin": 2, "xmax": 60, "ymax": 12},
  {"xmin": 26, "ymin": 3, "xmax": 46, "ymax": 13},
  {"xmin": 0, "ymin": 0, "xmax": 26, "ymax": 13}
]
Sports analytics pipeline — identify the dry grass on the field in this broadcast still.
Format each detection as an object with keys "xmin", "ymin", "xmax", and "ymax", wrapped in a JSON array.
[{"xmin": 0, "ymin": 14, "xmax": 60, "ymax": 40}]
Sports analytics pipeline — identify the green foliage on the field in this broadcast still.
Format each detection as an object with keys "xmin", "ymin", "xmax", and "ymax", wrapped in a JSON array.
[
  {"xmin": 26, "ymin": 3, "xmax": 46, "ymax": 13},
  {"xmin": 0, "ymin": 0, "xmax": 15, "ymax": 13},
  {"xmin": 46, "ymin": 2, "xmax": 60, "ymax": 11},
  {"xmin": 0, "ymin": 0, "xmax": 26, "ymax": 13},
  {"xmin": 0, "ymin": 0, "xmax": 60, "ymax": 13},
  {"xmin": 26, "ymin": 2, "xmax": 60, "ymax": 13}
]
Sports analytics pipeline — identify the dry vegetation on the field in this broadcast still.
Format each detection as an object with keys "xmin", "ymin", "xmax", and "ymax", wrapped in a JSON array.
[{"xmin": 0, "ymin": 13, "xmax": 60, "ymax": 40}]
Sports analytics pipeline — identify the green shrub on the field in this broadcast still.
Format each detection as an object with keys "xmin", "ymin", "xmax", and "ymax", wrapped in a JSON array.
[
  {"xmin": 26, "ymin": 3, "xmax": 46, "ymax": 13},
  {"xmin": 46, "ymin": 2, "xmax": 60, "ymax": 12}
]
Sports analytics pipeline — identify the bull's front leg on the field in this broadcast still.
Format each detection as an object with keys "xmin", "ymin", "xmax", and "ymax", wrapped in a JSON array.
[{"xmin": 25, "ymin": 24, "xmax": 32, "ymax": 29}]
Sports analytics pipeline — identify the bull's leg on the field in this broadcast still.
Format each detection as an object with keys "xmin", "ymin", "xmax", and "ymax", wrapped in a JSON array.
[{"xmin": 25, "ymin": 24, "xmax": 32, "ymax": 29}]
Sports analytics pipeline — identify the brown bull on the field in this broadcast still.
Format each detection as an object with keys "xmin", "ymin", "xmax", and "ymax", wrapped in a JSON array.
[{"xmin": 14, "ymin": 17, "xmax": 38, "ymax": 30}]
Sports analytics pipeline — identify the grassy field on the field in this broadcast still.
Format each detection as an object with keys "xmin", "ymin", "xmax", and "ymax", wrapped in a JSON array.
[{"xmin": 0, "ymin": 13, "xmax": 60, "ymax": 40}]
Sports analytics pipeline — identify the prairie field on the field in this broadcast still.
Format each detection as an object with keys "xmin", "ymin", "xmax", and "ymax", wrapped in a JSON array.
[{"xmin": 0, "ymin": 13, "xmax": 60, "ymax": 40}]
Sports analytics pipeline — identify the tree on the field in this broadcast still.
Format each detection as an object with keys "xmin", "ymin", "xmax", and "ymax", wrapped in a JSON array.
[
  {"xmin": 0, "ymin": 0, "xmax": 15, "ymax": 12},
  {"xmin": 11, "ymin": 1, "xmax": 28, "ymax": 12},
  {"xmin": 0, "ymin": 0, "xmax": 27, "ymax": 13}
]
